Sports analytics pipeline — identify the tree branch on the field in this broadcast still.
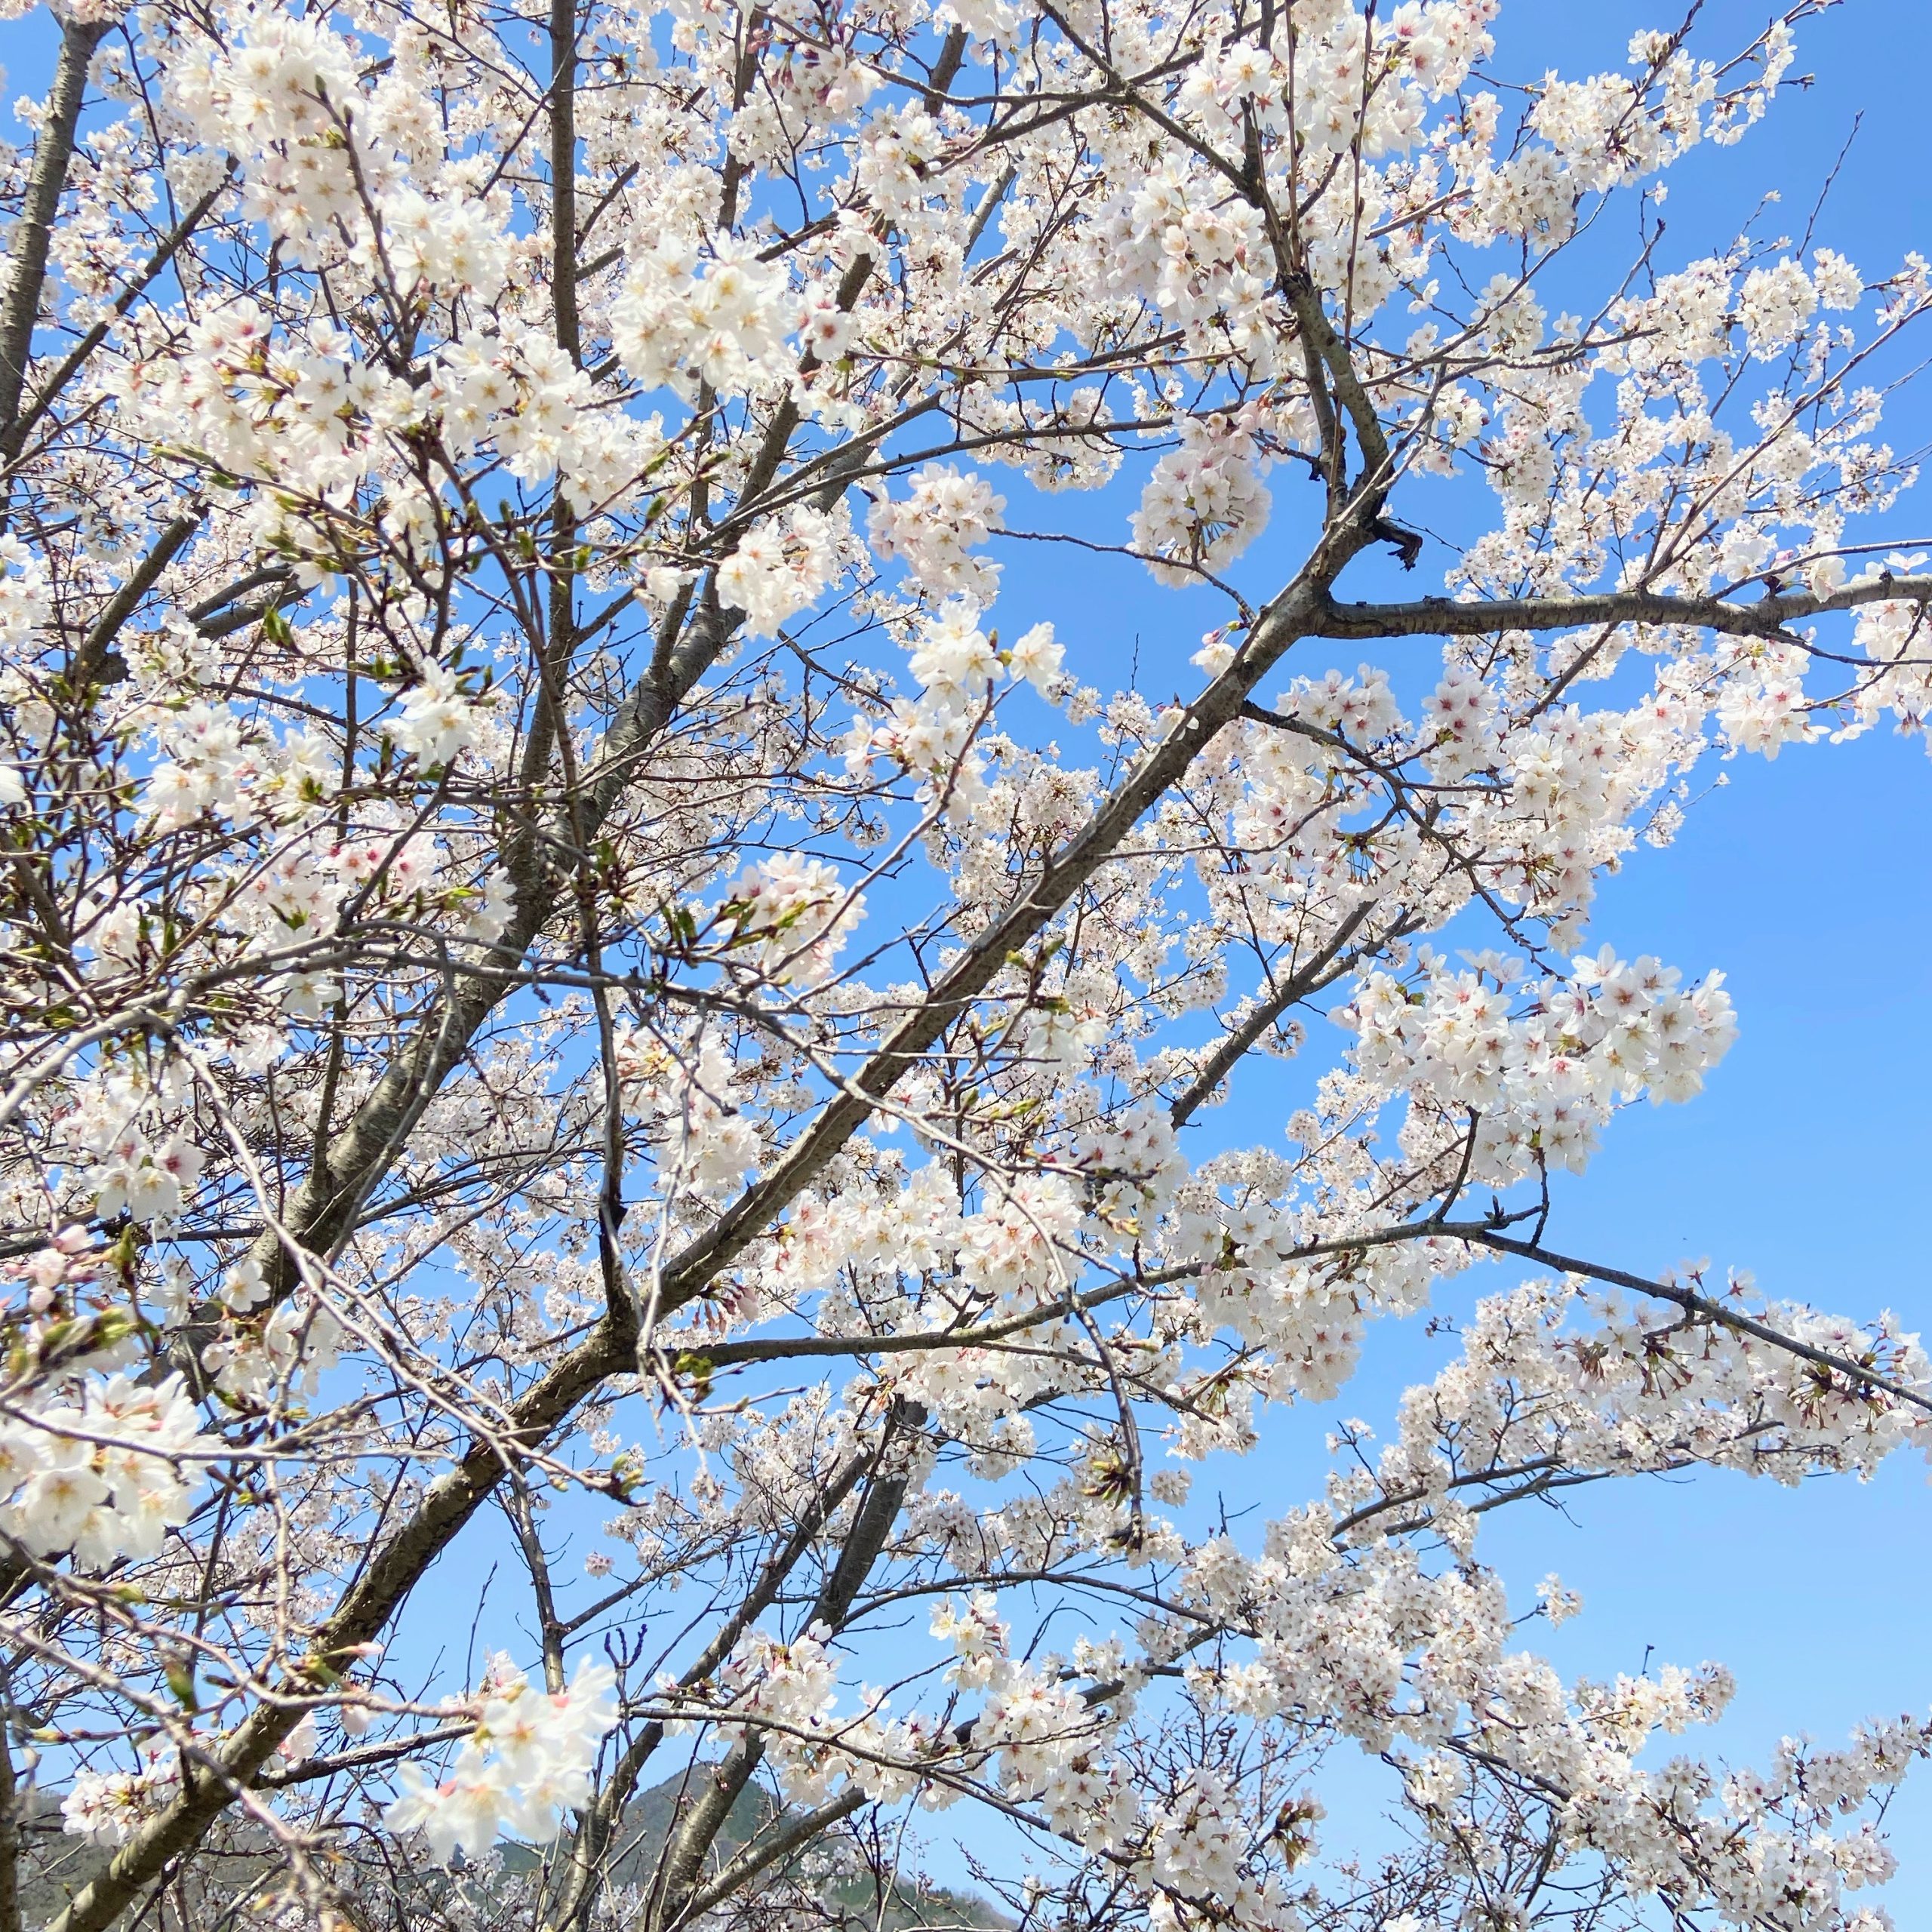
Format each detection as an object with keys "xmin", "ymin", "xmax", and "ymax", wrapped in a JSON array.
[
  {"xmin": 0, "ymin": 16, "xmax": 109, "ymax": 440},
  {"xmin": 1311, "ymin": 574, "xmax": 1932, "ymax": 645},
  {"xmin": 2, "ymin": 177, "xmax": 227, "ymax": 466}
]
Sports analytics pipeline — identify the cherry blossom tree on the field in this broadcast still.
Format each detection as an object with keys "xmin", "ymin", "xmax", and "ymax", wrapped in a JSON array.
[{"xmin": 2, "ymin": 0, "xmax": 1931, "ymax": 1926}]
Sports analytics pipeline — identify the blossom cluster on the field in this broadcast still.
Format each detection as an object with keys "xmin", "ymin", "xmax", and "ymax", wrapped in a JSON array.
[
  {"xmin": 0, "ymin": 1374, "xmax": 214, "ymax": 1567},
  {"xmin": 384, "ymin": 1654, "xmax": 619, "ymax": 1864},
  {"xmin": 1340, "ymin": 948, "xmax": 1739, "ymax": 1182}
]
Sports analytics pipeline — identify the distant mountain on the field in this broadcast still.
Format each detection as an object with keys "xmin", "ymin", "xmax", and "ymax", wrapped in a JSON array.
[
  {"xmin": 503, "ymin": 1769, "xmax": 1010, "ymax": 1929},
  {"xmin": 10, "ymin": 1772, "xmax": 1009, "ymax": 1930}
]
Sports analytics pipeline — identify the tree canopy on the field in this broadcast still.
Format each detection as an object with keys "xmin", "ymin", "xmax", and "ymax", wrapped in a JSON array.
[{"xmin": 0, "ymin": 0, "xmax": 1928, "ymax": 1927}]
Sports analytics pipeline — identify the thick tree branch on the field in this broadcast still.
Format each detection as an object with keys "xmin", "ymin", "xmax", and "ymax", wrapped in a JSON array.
[
  {"xmin": 641, "ymin": 567, "xmax": 1349, "ymax": 1318},
  {"xmin": 65, "ymin": 509, "xmax": 202, "ymax": 700},
  {"xmin": 0, "ymin": 17, "xmax": 109, "ymax": 441},
  {"xmin": 1311, "ymin": 574, "xmax": 1932, "ymax": 644},
  {"xmin": 669, "ymin": 1788, "xmax": 866, "ymax": 1927},
  {"xmin": 43, "ymin": 1296, "xmax": 638, "ymax": 1932}
]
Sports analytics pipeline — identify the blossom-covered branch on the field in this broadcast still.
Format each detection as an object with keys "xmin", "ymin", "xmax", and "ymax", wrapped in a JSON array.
[{"xmin": 0, "ymin": 0, "xmax": 1929, "ymax": 1930}]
